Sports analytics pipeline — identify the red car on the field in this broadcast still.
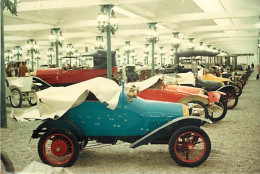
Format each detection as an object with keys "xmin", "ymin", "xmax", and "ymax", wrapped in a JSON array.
[
  {"xmin": 36, "ymin": 50, "xmax": 117, "ymax": 86},
  {"xmin": 135, "ymin": 77, "xmax": 227, "ymax": 122}
]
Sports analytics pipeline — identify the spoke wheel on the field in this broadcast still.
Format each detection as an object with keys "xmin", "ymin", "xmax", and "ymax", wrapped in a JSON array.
[
  {"xmin": 38, "ymin": 129, "xmax": 79, "ymax": 167},
  {"xmin": 209, "ymin": 98, "xmax": 227, "ymax": 122},
  {"xmin": 235, "ymin": 84, "xmax": 242, "ymax": 97},
  {"xmin": 10, "ymin": 88, "xmax": 22, "ymax": 108},
  {"xmin": 28, "ymin": 87, "xmax": 38, "ymax": 106},
  {"xmin": 169, "ymin": 126, "xmax": 211, "ymax": 167},
  {"xmin": 222, "ymin": 91, "xmax": 238, "ymax": 109},
  {"xmin": 187, "ymin": 101, "xmax": 209, "ymax": 126}
]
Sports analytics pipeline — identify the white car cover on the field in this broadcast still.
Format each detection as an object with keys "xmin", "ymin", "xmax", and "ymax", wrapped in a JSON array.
[
  {"xmin": 126, "ymin": 75, "xmax": 163, "ymax": 91},
  {"xmin": 12, "ymin": 77, "xmax": 121, "ymax": 121},
  {"xmin": 176, "ymin": 72, "xmax": 196, "ymax": 86}
]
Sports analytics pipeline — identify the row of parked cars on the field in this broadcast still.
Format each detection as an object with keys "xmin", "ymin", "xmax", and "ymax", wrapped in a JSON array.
[{"xmin": 6, "ymin": 50, "xmax": 253, "ymax": 168}]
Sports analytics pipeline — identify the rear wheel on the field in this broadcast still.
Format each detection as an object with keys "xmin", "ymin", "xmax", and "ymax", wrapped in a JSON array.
[
  {"xmin": 221, "ymin": 90, "xmax": 238, "ymax": 109},
  {"xmin": 10, "ymin": 88, "xmax": 22, "ymax": 108},
  {"xmin": 38, "ymin": 129, "xmax": 79, "ymax": 167},
  {"xmin": 28, "ymin": 86, "xmax": 38, "ymax": 106},
  {"xmin": 169, "ymin": 126, "xmax": 211, "ymax": 167}
]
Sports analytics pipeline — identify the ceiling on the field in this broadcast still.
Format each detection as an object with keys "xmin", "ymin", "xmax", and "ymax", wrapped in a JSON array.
[{"xmin": 3, "ymin": 0, "xmax": 260, "ymax": 62}]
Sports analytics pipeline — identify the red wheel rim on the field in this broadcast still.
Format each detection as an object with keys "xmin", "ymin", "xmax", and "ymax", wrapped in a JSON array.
[
  {"xmin": 174, "ymin": 131, "xmax": 206, "ymax": 163},
  {"xmin": 42, "ymin": 133, "xmax": 74, "ymax": 165}
]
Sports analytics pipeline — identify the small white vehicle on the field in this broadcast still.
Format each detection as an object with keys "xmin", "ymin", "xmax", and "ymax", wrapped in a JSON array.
[{"xmin": 5, "ymin": 77, "xmax": 40, "ymax": 108}]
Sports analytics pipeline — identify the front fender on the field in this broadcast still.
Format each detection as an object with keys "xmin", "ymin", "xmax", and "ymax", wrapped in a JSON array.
[
  {"xmin": 130, "ymin": 116, "xmax": 212, "ymax": 149},
  {"xmin": 217, "ymin": 85, "xmax": 235, "ymax": 93},
  {"xmin": 178, "ymin": 94, "xmax": 208, "ymax": 105}
]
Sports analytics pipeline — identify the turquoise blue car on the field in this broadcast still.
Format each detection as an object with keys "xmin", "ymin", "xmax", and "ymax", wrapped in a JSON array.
[{"xmin": 31, "ymin": 83, "xmax": 211, "ymax": 168}]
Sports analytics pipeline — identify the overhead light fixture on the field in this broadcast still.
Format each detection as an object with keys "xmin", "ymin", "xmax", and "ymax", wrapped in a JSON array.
[
  {"xmin": 12, "ymin": 46, "xmax": 22, "ymax": 60},
  {"xmin": 95, "ymin": 36, "xmax": 105, "ymax": 50},
  {"xmin": 198, "ymin": 42, "xmax": 205, "ymax": 50},
  {"xmin": 49, "ymin": 28, "xmax": 64, "ymax": 67},
  {"xmin": 187, "ymin": 38, "xmax": 195, "ymax": 51},
  {"xmin": 26, "ymin": 39, "xmax": 38, "ymax": 72}
]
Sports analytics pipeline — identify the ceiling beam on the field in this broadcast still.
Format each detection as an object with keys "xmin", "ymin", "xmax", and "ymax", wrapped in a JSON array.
[{"xmin": 156, "ymin": 10, "xmax": 259, "ymax": 23}]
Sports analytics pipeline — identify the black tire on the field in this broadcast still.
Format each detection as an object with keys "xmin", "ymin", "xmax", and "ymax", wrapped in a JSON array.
[
  {"xmin": 10, "ymin": 88, "xmax": 22, "ymax": 108},
  {"xmin": 209, "ymin": 98, "xmax": 227, "ymax": 122},
  {"xmin": 187, "ymin": 101, "xmax": 209, "ymax": 125},
  {"xmin": 168, "ymin": 126, "xmax": 211, "ymax": 167},
  {"xmin": 5, "ymin": 78, "xmax": 9, "ymax": 87},
  {"xmin": 79, "ymin": 138, "xmax": 88, "ymax": 151},
  {"xmin": 38, "ymin": 129, "xmax": 79, "ymax": 167},
  {"xmin": 221, "ymin": 90, "xmax": 238, "ymax": 109},
  {"xmin": 235, "ymin": 84, "xmax": 242, "ymax": 97},
  {"xmin": 1, "ymin": 151, "xmax": 15, "ymax": 174},
  {"xmin": 28, "ymin": 86, "xmax": 38, "ymax": 106}
]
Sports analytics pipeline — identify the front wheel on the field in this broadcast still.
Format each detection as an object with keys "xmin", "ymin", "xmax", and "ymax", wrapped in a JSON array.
[
  {"xmin": 209, "ymin": 98, "xmax": 227, "ymax": 122},
  {"xmin": 38, "ymin": 129, "xmax": 79, "ymax": 167},
  {"xmin": 169, "ymin": 126, "xmax": 211, "ymax": 167},
  {"xmin": 187, "ymin": 101, "xmax": 209, "ymax": 125},
  {"xmin": 10, "ymin": 88, "xmax": 22, "ymax": 108}
]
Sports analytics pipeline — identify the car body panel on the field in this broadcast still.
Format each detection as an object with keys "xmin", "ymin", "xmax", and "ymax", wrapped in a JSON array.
[
  {"xmin": 52, "ymin": 92, "xmax": 184, "ymax": 136},
  {"xmin": 36, "ymin": 67, "xmax": 117, "ymax": 86},
  {"xmin": 203, "ymin": 74, "xmax": 230, "ymax": 82}
]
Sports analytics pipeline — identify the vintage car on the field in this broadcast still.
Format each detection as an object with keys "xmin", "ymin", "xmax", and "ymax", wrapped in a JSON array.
[
  {"xmin": 5, "ymin": 77, "xmax": 39, "ymax": 108},
  {"xmin": 125, "ymin": 65, "xmax": 139, "ymax": 82},
  {"xmin": 201, "ymin": 69, "xmax": 243, "ymax": 97},
  {"xmin": 35, "ymin": 50, "xmax": 117, "ymax": 86},
  {"xmin": 174, "ymin": 72, "xmax": 238, "ymax": 110},
  {"xmin": 130, "ymin": 76, "xmax": 227, "ymax": 122},
  {"xmin": 29, "ymin": 77, "xmax": 212, "ymax": 168}
]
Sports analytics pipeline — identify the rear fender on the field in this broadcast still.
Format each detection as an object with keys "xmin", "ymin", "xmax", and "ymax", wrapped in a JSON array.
[
  {"xmin": 31, "ymin": 119, "xmax": 84, "ymax": 141},
  {"xmin": 207, "ymin": 91, "xmax": 225, "ymax": 103},
  {"xmin": 217, "ymin": 85, "xmax": 235, "ymax": 93},
  {"xmin": 178, "ymin": 94, "xmax": 208, "ymax": 105},
  {"xmin": 130, "ymin": 116, "xmax": 212, "ymax": 149}
]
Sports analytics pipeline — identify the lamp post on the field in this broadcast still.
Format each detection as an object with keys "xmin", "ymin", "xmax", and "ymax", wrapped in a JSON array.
[
  {"xmin": 187, "ymin": 38, "xmax": 195, "ymax": 51},
  {"xmin": 124, "ymin": 41, "xmax": 131, "ymax": 64},
  {"xmin": 144, "ymin": 43, "xmax": 149, "ymax": 65},
  {"xmin": 171, "ymin": 32, "xmax": 181, "ymax": 70},
  {"xmin": 66, "ymin": 43, "xmax": 75, "ymax": 66},
  {"xmin": 74, "ymin": 50, "xmax": 81, "ymax": 67},
  {"xmin": 146, "ymin": 22, "xmax": 159, "ymax": 76},
  {"xmin": 95, "ymin": 36, "xmax": 105, "ymax": 50},
  {"xmin": 35, "ymin": 51, "xmax": 41, "ymax": 67},
  {"xmin": 26, "ymin": 39, "xmax": 38, "ymax": 72},
  {"xmin": 170, "ymin": 48, "xmax": 174, "ymax": 65},
  {"xmin": 49, "ymin": 28, "xmax": 64, "ymax": 67},
  {"xmin": 59, "ymin": 53, "xmax": 63, "ymax": 66},
  {"xmin": 130, "ymin": 50, "xmax": 136, "ymax": 64},
  {"xmin": 97, "ymin": 4, "xmax": 118, "ymax": 79},
  {"xmin": 4, "ymin": 50, "xmax": 12, "ymax": 62},
  {"xmin": 12, "ymin": 46, "xmax": 22, "ymax": 60},
  {"xmin": 47, "ymin": 48, "xmax": 54, "ymax": 65},
  {"xmin": 1, "ymin": 0, "xmax": 19, "ymax": 128},
  {"xmin": 159, "ymin": 46, "xmax": 165, "ymax": 67}
]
